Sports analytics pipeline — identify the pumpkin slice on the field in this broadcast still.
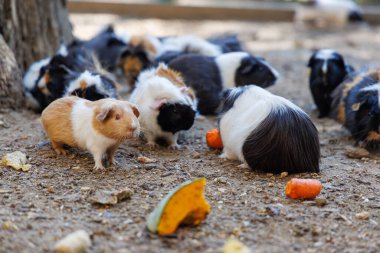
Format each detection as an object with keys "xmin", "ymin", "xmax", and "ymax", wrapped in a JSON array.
[
  {"xmin": 146, "ymin": 178, "xmax": 211, "ymax": 235},
  {"xmin": 206, "ymin": 128, "xmax": 223, "ymax": 149}
]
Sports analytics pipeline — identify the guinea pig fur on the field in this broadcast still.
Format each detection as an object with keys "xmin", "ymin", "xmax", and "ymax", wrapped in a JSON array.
[
  {"xmin": 219, "ymin": 85, "xmax": 320, "ymax": 174},
  {"xmin": 168, "ymin": 52, "xmax": 279, "ymax": 115},
  {"xmin": 63, "ymin": 70, "xmax": 118, "ymax": 101},
  {"xmin": 331, "ymin": 68, "xmax": 380, "ymax": 150},
  {"xmin": 71, "ymin": 25, "xmax": 127, "ymax": 71},
  {"xmin": 119, "ymin": 35, "xmax": 160, "ymax": 86},
  {"xmin": 157, "ymin": 35, "xmax": 223, "ymax": 58},
  {"xmin": 41, "ymin": 96, "xmax": 140, "ymax": 170},
  {"xmin": 129, "ymin": 63, "xmax": 196, "ymax": 148},
  {"xmin": 307, "ymin": 49, "xmax": 354, "ymax": 118},
  {"xmin": 207, "ymin": 34, "xmax": 244, "ymax": 53}
]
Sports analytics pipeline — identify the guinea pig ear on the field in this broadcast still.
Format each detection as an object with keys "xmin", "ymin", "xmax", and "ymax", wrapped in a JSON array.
[
  {"xmin": 307, "ymin": 54, "xmax": 317, "ymax": 67},
  {"xmin": 239, "ymin": 58, "xmax": 257, "ymax": 75},
  {"xmin": 150, "ymin": 98, "xmax": 167, "ymax": 110},
  {"xmin": 179, "ymin": 87, "xmax": 189, "ymax": 94},
  {"xmin": 96, "ymin": 106, "xmax": 112, "ymax": 121},
  {"xmin": 131, "ymin": 105, "xmax": 140, "ymax": 118}
]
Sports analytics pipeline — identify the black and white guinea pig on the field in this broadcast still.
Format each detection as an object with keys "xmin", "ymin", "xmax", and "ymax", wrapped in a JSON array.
[
  {"xmin": 168, "ymin": 52, "xmax": 279, "ymax": 115},
  {"xmin": 63, "ymin": 70, "xmax": 118, "ymax": 101},
  {"xmin": 331, "ymin": 68, "xmax": 380, "ymax": 150},
  {"xmin": 207, "ymin": 34, "xmax": 244, "ymax": 53},
  {"xmin": 307, "ymin": 49, "xmax": 354, "ymax": 118},
  {"xmin": 129, "ymin": 63, "xmax": 196, "ymax": 148},
  {"xmin": 23, "ymin": 44, "xmax": 70, "ymax": 111},
  {"xmin": 70, "ymin": 25, "xmax": 127, "ymax": 71},
  {"xmin": 154, "ymin": 34, "xmax": 238, "ymax": 64},
  {"xmin": 219, "ymin": 85, "xmax": 320, "ymax": 174}
]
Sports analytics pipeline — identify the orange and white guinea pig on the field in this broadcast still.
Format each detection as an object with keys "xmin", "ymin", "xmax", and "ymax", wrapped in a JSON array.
[{"xmin": 41, "ymin": 96, "xmax": 140, "ymax": 170}]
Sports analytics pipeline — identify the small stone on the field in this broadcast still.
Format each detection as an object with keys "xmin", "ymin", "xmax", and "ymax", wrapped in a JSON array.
[
  {"xmin": 345, "ymin": 147, "xmax": 370, "ymax": 159},
  {"xmin": 54, "ymin": 230, "xmax": 91, "ymax": 253},
  {"xmin": 218, "ymin": 188, "xmax": 226, "ymax": 193},
  {"xmin": 2, "ymin": 221, "xmax": 17, "ymax": 230},
  {"xmin": 47, "ymin": 186, "xmax": 55, "ymax": 193},
  {"xmin": 355, "ymin": 211, "xmax": 370, "ymax": 220},
  {"xmin": 137, "ymin": 156, "xmax": 156, "ymax": 164},
  {"xmin": 191, "ymin": 151, "xmax": 201, "ymax": 159},
  {"xmin": 214, "ymin": 177, "xmax": 228, "ymax": 184},
  {"xmin": 315, "ymin": 198, "xmax": 328, "ymax": 207},
  {"xmin": 311, "ymin": 226, "xmax": 322, "ymax": 236},
  {"xmin": 80, "ymin": 187, "xmax": 91, "ymax": 191},
  {"xmin": 280, "ymin": 172, "xmax": 288, "ymax": 178},
  {"xmin": 88, "ymin": 188, "xmax": 133, "ymax": 205}
]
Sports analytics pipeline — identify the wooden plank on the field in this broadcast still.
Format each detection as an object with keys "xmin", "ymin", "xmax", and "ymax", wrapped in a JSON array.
[
  {"xmin": 67, "ymin": 1, "xmax": 380, "ymax": 24},
  {"xmin": 67, "ymin": 1, "xmax": 294, "ymax": 22}
]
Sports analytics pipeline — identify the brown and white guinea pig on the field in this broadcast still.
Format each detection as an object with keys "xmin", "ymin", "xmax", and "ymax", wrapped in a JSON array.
[
  {"xmin": 307, "ymin": 49, "xmax": 354, "ymax": 118},
  {"xmin": 218, "ymin": 85, "xmax": 320, "ymax": 174},
  {"xmin": 168, "ymin": 52, "xmax": 279, "ymax": 115},
  {"xmin": 129, "ymin": 63, "xmax": 196, "ymax": 148},
  {"xmin": 118, "ymin": 35, "xmax": 160, "ymax": 86},
  {"xmin": 41, "ymin": 96, "xmax": 140, "ymax": 170},
  {"xmin": 331, "ymin": 68, "xmax": 380, "ymax": 150}
]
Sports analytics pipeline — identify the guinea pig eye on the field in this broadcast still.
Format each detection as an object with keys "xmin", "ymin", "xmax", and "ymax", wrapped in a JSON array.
[{"xmin": 115, "ymin": 113, "xmax": 121, "ymax": 120}]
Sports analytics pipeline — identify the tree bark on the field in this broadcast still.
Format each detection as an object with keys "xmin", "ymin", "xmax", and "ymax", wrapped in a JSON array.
[
  {"xmin": 0, "ymin": 35, "xmax": 23, "ymax": 110},
  {"xmin": 0, "ymin": 0, "xmax": 73, "ymax": 109}
]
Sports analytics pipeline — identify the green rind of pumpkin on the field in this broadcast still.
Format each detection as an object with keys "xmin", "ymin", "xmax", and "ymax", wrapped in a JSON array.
[{"xmin": 146, "ymin": 178, "xmax": 206, "ymax": 234}]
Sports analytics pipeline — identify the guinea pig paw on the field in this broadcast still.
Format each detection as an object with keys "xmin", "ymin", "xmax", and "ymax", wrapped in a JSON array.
[
  {"xmin": 54, "ymin": 148, "xmax": 67, "ymax": 156},
  {"xmin": 93, "ymin": 164, "xmax": 106, "ymax": 171},
  {"xmin": 110, "ymin": 160, "xmax": 119, "ymax": 166},
  {"xmin": 168, "ymin": 144, "xmax": 181, "ymax": 150},
  {"xmin": 237, "ymin": 163, "xmax": 249, "ymax": 169},
  {"xmin": 146, "ymin": 142, "xmax": 158, "ymax": 149}
]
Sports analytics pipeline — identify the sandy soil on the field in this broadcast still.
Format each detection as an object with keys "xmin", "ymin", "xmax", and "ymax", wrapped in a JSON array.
[{"xmin": 1, "ymin": 14, "xmax": 380, "ymax": 253}]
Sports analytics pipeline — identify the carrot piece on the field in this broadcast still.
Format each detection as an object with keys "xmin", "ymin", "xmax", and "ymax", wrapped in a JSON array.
[
  {"xmin": 285, "ymin": 178, "xmax": 322, "ymax": 199},
  {"xmin": 206, "ymin": 128, "xmax": 223, "ymax": 149}
]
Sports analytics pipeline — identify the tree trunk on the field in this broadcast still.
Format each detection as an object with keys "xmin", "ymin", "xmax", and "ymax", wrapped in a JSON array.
[{"xmin": 0, "ymin": 0, "xmax": 73, "ymax": 110}]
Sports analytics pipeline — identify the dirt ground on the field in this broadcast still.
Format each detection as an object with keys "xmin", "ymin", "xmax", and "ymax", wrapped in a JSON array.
[{"xmin": 1, "ymin": 14, "xmax": 380, "ymax": 253}]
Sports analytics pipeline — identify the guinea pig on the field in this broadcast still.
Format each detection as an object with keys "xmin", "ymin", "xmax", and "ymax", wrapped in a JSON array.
[
  {"xmin": 294, "ymin": 0, "xmax": 364, "ymax": 28},
  {"xmin": 41, "ymin": 96, "xmax": 140, "ymax": 170},
  {"xmin": 219, "ymin": 85, "xmax": 320, "ymax": 174},
  {"xmin": 70, "ymin": 25, "xmax": 127, "ymax": 71},
  {"xmin": 129, "ymin": 63, "xmax": 196, "ymax": 148},
  {"xmin": 207, "ymin": 34, "xmax": 244, "ymax": 53},
  {"xmin": 331, "ymin": 68, "xmax": 380, "ymax": 150},
  {"xmin": 23, "ymin": 44, "xmax": 69, "ymax": 111},
  {"xmin": 168, "ymin": 52, "xmax": 279, "ymax": 115},
  {"xmin": 118, "ymin": 35, "xmax": 160, "ymax": 86},
  {"xmin": 158, "ymin": 35, "xmax": 223, "ymax": 57},
  {"xmin": 63, "ymin": 70, "xmax": 118, "ymax": 101},
  {"xmin": 307, "ymin": 49, "xmax": 354, "ymax": 118}
]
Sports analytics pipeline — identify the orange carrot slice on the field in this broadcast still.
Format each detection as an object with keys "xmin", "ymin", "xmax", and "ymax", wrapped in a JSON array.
[
  {"xmin": 206, "ymin": 128, "xmax": 223, "ymax": 149},
  {"xmin": 285, "ymin": 178, "xmax": 322, "ymax": 199}
]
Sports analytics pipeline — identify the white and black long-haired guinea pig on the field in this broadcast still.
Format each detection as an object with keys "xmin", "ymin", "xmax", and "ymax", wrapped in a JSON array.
[
  {"xmin": 25, "ymin": 47, "xmax": 117, "ymax": 111},
  {"xmin": 331, "ymin": 68, "xmax": 380, "ymax": 150},
  {"xmin": 154, "ymin": 34, "xmax": 241, "ymax": 64},
  {"xmin": 219, "ymin": 85, "xmax": 320, "ymax": 174},
  {"xmin": 23, "ymin": 44, "xmax": 73, "ymax": 111},
  {"xmin": 168, "ymin": 52, "xmax": 279, "ymax": 115},
  {"xmin": 63, "ymin": 70, "xmax": 118, "ymax": 101},
  {"xmin": 307, "ymin": 49, "xmax": 354, "ymax": 118},
  {"xmin": 129, "ymin": 63, "xmax": 196, "ymax": 148}
]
